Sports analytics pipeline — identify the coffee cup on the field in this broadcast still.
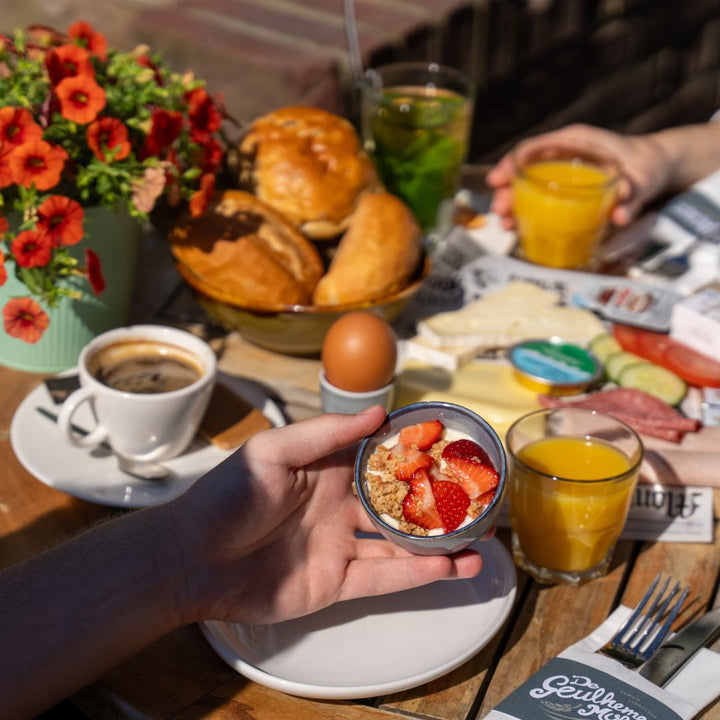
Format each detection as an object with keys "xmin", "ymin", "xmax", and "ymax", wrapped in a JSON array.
[{"xmin": 57, "ymin": 325, "xmax": 216, "ymax": 465}]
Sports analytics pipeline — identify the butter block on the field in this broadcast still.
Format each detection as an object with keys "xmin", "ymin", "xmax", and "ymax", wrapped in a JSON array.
[{"xmin": 670, "ymin": 287, "xmax": 720, "ymax": 360}]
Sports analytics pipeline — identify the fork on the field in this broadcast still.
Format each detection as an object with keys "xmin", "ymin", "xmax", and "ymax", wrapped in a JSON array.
[{"xmin": 598, "ymin": 574, "xmax": 691, "ymax": 668}]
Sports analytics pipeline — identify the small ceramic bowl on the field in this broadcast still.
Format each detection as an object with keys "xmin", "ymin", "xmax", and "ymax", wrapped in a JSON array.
[
  {"xmin": 319, "ymin": 370, "xmax": 396, "ymax": 414},
  {"xmin": 354, "ymin": 401, "xmax": 507, "ymax": 555}
]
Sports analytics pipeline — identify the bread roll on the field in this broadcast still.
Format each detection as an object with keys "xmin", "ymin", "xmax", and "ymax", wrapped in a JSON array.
[
  {"xmin": 237, "ymin": 106, "xmax": 380, "ymax": 240},
  {"xmin": 169, "ymin": 190, "xmax": 324, "ymax": 308},
  {"xmin": 312, "ymin": 192, "xmax": 422, "ymax": 306}
]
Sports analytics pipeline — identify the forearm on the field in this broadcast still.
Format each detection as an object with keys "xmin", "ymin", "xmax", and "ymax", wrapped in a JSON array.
[
  {"xmin": 647, "ymin": 122, "xmax": 720, "ymax": 193},
  {"xmin": 0, "ymin": 503, "xmax": 183, "ymax": 718}
]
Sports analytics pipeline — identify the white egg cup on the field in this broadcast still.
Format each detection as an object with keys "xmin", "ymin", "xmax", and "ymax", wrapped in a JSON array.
[{"xmin": 318, "ymin": 370, "xmax": 396, "ymax": 414}]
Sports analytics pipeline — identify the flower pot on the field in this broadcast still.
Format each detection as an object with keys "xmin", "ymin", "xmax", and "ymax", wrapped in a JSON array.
[{"xmin": 0, "ymin": 206, "xmax": 142, "ymax": 373}]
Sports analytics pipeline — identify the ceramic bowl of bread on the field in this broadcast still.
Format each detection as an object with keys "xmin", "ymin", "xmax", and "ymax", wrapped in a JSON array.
[{"xmin": 169, "ymin": 106, "xmax": 429, "ymax": 355}]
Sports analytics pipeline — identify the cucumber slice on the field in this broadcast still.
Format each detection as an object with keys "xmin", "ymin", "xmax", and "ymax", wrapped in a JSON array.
[
  {"xmin": 618, "ymin": 362, "xmax": 687, "ymax": 405},
  {"xmin": 589, "ymin": 333, "xmax": 622, "ymax": 364},
  {"xmin": 605, "ymin": 350, "xmax": 644, "ymax": 382}
]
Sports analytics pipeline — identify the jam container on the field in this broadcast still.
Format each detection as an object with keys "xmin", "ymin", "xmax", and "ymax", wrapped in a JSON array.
[{"xmin": 508, "ymin": 338, "xmax": 602, "ymax": 395}]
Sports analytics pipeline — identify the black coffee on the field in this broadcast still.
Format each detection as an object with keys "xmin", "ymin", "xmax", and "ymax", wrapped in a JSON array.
[{"xmin": 89, "ymin": 340, "xmax": 203, "ymax": 394}]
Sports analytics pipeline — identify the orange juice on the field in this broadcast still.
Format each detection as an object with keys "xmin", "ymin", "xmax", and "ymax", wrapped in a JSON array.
[
  {"xmin": 509, "ymin": 436, "xmax": 637, "ymax": 573},
  {"xmin": 513, "ymin": 160, "xmax": 617, "ymax": 269}
]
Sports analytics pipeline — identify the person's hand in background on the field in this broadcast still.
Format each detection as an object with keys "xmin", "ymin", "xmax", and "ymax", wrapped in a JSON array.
[{"xmin": 486, "ymin": 122, "xmax": 720, "ymax": 230}]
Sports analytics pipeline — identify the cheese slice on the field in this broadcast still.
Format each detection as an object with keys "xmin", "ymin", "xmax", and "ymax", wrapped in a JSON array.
[
  {"xmin": 417, "ymin": 280, "xmax": 605, "ymax": 349},
  {"xmin": 396, "ymin": 360, "xmax": 542, "ymax": 439}
]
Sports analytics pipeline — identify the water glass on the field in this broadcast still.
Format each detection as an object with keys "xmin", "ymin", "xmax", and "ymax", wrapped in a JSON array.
[{"xmin": 362, "ymin": 61, "xmax": 474, "ymax": 232}]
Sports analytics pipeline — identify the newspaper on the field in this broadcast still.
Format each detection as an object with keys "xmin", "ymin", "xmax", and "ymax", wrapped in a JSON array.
[
  {"xmin": 601, "ymin": 169, "xmax": 720, "ymax": 295},
  {"xmin": 397, "ymin": 224, "xmax": 682, "ymax": 334},
  {"xmin": 623, "ymin": 483, "xmax": 714, "ymax": 543}
]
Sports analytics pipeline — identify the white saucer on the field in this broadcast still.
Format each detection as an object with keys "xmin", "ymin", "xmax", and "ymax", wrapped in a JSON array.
[
  {"xmin": 200, "ymin": 537, "xmax": 516, "ymax": 699},
  {"xmin": 10, "ymin": 373, "xmax": 286, "ymax": 509}
]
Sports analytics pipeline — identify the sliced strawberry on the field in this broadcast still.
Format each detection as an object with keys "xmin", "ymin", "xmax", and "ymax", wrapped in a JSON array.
[
  {"xmin": 402, "ymin": 469, "xmax": 442, "ymax": 530},
  {"xmin": 399, "ymin": 420, "xmax": 443, "ymax": 451},
  {"xmin": 432, "ymin": 480, "xmax": 470, "ymax": 532},
  {"xmin": 444, "ymin": 456, "xmax": 499, "ymax": 499},
  {"xmin": 442, "ymin": 438, "xmax": 492, "ymax": 468},
  {"xmin": 391, "ymin": 445, "xmax": 433, "ymax": 482},
  {"xmin": 475, "ymin": 490, "xmax": 497, "ymax": 511}
]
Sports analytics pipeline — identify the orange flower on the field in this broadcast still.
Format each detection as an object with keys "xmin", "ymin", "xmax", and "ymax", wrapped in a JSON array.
[
  {"xmin": 11, "ymin": 229, "xmax": 53, "ymax": 267},
  {"xmin": 86, "ymin": 117, "xmax": 131, "ymax": 163},
  {"xmin": 9, "ymin": 139, "xmax": 67, "ymax": 190},
  {"xmin": 0, "ymin": 107, "xmax": 43, "ymax": 147},
  {"xmin": 3, "ymin": 296, "xmax": 49, "ymax": 343},
  {"xmin": 85, "ymin": 248, "xmax": 105, "ymax": 294},
  {"xmin": 0, "ymin": 248, "xmax": 6, "ymax": 287},
  {"xmin": 55, "ymin": 74, "xmax": 106, "ymax": 124},
  {"xmin": 0, "ymin": 142, "xmax": 14, "ymax": 189},
  {"xmin": 189, "ymin": 173, "xmax": 215, "ymax": 218},
  {"xmin": 37, "ymin": 195, "xmax": 85, "ymax": 247},
  {"xmin": 45, "ymin": 44, "xmax": 94, "ymax": 86},
  {"xmin": 68, "ymin": 20, "xmax": 108, "ymax": 61}
]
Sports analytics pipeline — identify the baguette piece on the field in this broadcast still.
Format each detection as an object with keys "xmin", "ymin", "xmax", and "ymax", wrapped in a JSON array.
[
  {"xmin": 312, "ymin": 192, "xmax": 422, "ymax": 306},
  {"xmin": 169, "ymin": 189, "xmax": 324, "ymax": 308}
]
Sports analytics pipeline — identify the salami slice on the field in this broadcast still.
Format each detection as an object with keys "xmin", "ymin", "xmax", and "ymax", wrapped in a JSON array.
[{"xmin": 538, "ymin": 387, "xmax": 699, "ymax": 443}]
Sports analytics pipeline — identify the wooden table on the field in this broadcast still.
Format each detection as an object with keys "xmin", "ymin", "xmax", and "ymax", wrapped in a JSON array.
[{"xmin": 2, "ymin": 243, "xmax": 720, "ymax": 719}]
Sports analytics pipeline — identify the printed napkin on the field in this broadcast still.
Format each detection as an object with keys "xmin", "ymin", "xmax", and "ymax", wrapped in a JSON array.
[{"xmin": 483, "ymin": 606, "xmax": 720, "ymax": 720}]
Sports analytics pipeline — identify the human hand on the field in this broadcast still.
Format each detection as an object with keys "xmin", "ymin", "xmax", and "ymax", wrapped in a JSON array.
[
  {"xmin": 486, "ymin": 123, "xmax": 670, "ymax": 229},
  {"xmin": 172, "ymin": 405, "xmax": 484, "ymax": 626}
]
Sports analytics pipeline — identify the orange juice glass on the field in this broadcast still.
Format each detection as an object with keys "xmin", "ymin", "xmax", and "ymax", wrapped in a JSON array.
[
  {"xmin": 506, "ymin": 408, "xmax": 643, "ymax": 586},
  {"xmin": 512, "ymin": 145, "xmax": 618, "ymax": 269}
]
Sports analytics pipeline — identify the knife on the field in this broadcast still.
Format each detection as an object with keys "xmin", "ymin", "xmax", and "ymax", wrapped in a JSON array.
[{"xmin": 638, "ymin": 606, "xmax": 720, "ymax": 686}]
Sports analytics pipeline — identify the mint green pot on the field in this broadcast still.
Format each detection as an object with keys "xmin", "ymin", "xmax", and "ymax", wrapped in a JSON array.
[{"xmin": 0, "ymin": 206, "xmax": 141, "ymax": 373}]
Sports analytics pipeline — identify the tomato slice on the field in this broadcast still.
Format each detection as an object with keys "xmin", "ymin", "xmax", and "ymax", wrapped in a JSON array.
[
  {"xmin": 612, "ymin": 323, "xmax": 720, "ymax": 387},
  {"xmin": 664, "ymin": 343, "xmax": 720, "ymax": 388}
]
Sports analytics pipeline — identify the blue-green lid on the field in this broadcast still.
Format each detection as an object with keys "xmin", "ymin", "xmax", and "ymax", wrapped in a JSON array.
[{"xmin": 508, "ymin": 339, "xmax": 602, "ymax": 394}]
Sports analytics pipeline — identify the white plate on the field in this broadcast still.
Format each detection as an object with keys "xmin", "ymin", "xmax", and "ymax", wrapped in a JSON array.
[
  {"xmin": 10, "ymin": 373, "xmax": 287, "ymax": 509},
  {"xmin": 200, "ymin": 537, "xmax": 516, "ymax": 699}
]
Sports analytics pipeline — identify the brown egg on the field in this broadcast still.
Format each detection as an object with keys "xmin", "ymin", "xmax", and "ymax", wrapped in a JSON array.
[{"xmin": 321, "ymin": 312, "xmax": 398, "ymax": 392}]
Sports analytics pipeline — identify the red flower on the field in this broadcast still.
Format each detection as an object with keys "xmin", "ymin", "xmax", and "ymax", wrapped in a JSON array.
[
  {"xmin": 0, "ymin": 248, "xmax": 6, "ymax": 287},
  {"xmin": 141, "ymin": 108, "xmax": 183, "ymax": 159},
  {"xmin": 68, "ymin": 21, "xmax": 108, "ymax": 61},
  {"xmin": 0, "ymin": 107, "xmax": 43, "ymax": 147},
  {"xmin": 186, "ymin": 87, "xmax": 222, "ymax": 141},
  {"xmin": 3, "ymin": 296, "xmax": 49, "ymax": 343},
  {"xmin": 196, "ymin": 137, "xmax": 223, "ymax": 174},
  {"xmin": 189, "ymin": 173, "xmax": 215, "ymax": 218},
  {"xmin": 85, "ymin": 248, "xmax": 105, "ymax": 294},
  {"xmin": 9, "ymin": 139, "xmax": 68, "ymax": 190},
  {"xmin": 86, "ymin": 117, "xmax": 131, "ymax": 163},
  {"xmin": 55, "ymin": 74, "xmax": 106, "ymax": 124},
  {"xmin": 0, "ymin": 215, "xmax": 8, "ymax": 235},
  {"xmin": 37, "ymin": 195, "xmax": 84, "ymax": 247},
  {"xmin": 11, "ymin": 230, "xmax": 53, "ymax": 267},
  {"xmin": 45, "ymin": 44, "xmax": 94, "ymax": 86}
]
